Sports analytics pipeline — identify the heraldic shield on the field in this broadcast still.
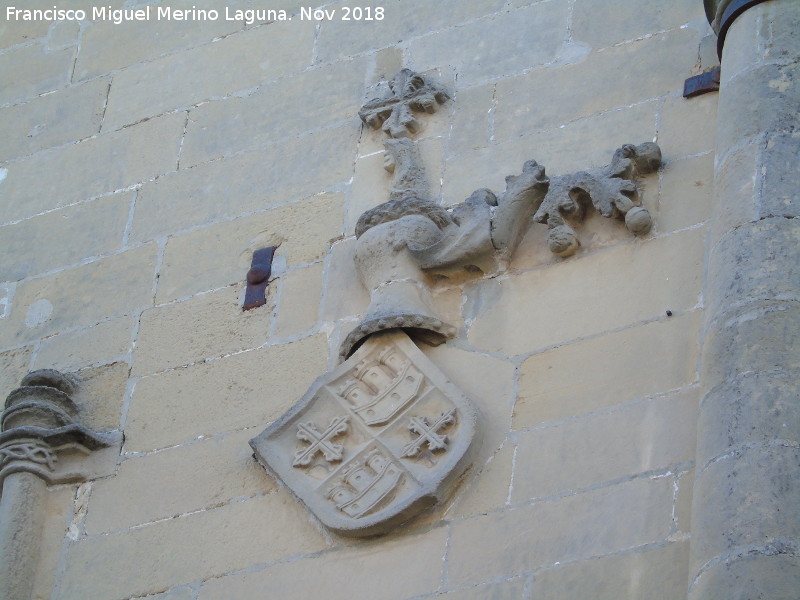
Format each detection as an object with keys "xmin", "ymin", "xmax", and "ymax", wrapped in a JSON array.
[{"xmin": 250, "ymin": 330, "xmax": 479, "ymax": 537}]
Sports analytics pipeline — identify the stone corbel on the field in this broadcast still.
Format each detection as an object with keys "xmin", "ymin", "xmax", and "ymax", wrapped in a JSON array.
[{"xmin": 0, "ymin": 370, "xmax": 122, "ymax": 600}]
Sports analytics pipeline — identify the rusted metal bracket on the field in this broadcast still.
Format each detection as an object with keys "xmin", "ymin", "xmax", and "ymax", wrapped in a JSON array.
[
  {"xmin": 683, "ymin": 67, "xmax": 721, "ymax": 98},
  {"xmin": 243, "ymin": 246, "xmax": 276, "ymax": 311}
]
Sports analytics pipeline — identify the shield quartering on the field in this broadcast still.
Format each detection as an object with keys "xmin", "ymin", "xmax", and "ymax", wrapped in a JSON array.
[{"xmin": 250, "ymin": 330, "xmax": 479, "ymax": 537}]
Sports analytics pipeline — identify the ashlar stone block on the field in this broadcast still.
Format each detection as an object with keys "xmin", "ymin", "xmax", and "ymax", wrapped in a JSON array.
[
  {"xmin": 0, "ymin": 43, "xmax": 73, "ymax": 105},
  {"xmin": 447, "ymin": 477, "xmax": 674, "ymax": 586},
  {"xmin": 133, "ymin": 285, "xmax": 269, "ymax": 376},
  {"xmin": 0, "ymin": 77, "xmax": 108, "ymax": 162},
  {"xmin": 532, "ymin": 541, "xmax": 691, "ymax": 600},
  {"xmin": 102, "ymin": 21, "xmax": 315, "ymax": 130},
  {"xmin": 511, "ymin": 388, "xmax": 698, "ymax": 502},
  {"xmin": 314, "ymin": 0, "xmax": 506, "ymax": 63},
  {"xmin": 0, "ymin": 113, "xmax": 183, "ymax": 225},
  {"xmin": 409, "ymin": 0, "xmax": 568, "ymax": 87},
  {"xmin": 58, "ymin": 492, "xmax": 329, "ymax": 600},
  {"xmin": 514, "ymin": 311, "xmax": 700, "ymax": 427},
  {"xmin": 85, "ymin": 429, "xmax": 274, "ymax": 534},
  {"xmin": 492, "ymin": 28, "xmax": 699, "ymax": 141},
  {"xmin": 125, "ymin": 334, "xmax": 328, "ymax": 452},
  {"xmin": 197, "ymin": 526, "xmax": 447, "ymax": 600},
  {"xmin": 0, "ymin": 192, "xmax": 131, "ymax": 282},
  {"xmin": 133, "ymin": 125, "xmax": 355, "ymax": 243},
  {"xmin": 154, "ymin": 192, "xmax": 345, "ymax": 303},
  {"xmin": 572, "ymin": 0, "xmax": 703, "ymax": 49},
  {"xmin": 467, "ymin": 227, "xmax": 703, "ymax": 356},
  {"xmin": 182, "ymin": 57, "xmax": 368, "ymax": 167},
  {"xmin": 0, "ymin": 245, "xmax": 158, "ymax": 348}
]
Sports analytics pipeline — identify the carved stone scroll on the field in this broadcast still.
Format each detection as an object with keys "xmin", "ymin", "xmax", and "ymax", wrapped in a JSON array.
[{"xmin": 250, "ymin": 330, "xmax": 479, "ymax": 537}]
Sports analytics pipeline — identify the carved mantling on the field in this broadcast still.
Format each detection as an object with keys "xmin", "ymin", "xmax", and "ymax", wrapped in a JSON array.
[
  {"xmin": 343, "ymin": 70, "xmax": 660, "ymax": 360},
  {"xmin": 1, "ymin": 370, "xmax": 121, "ymax": 486}
]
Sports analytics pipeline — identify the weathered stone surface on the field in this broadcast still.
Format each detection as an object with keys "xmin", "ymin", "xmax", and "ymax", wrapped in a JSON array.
[
  {"xmin": 429, "ymin": 578, "xmax": 526, "ymax": 600},
  {"xmin": 447, "ymin": 477, "xmax": 674, "ymax": 586},
  {"xmin": 315, "ymin": 0, "xmax": 506, "ymax": 62},
  {"xmin": 702, "ymin": 301, "xmax": 800, "ymax": 390},
  {"xmin": 0, "ymin": 347, "xmax": 33, "ymax": 400},
  {"xmin": 0, "ymin": 192, "xmax": 131, "ymax": 281},
  {"xmin": 320, "ymin": 238, "xmax": 370, "ymax": 323},
  {"xmin": 273, "ymin": 263, "xmax": 324, "ymax": 338},
  {"xmin": 445, "ymin": 101, "xmax": 656, "ymax": 206},
  {"xmin": 133, "ymin": 285, "xmax": 268, "ymax": 376},
  {"xmin": 710, "ymin": 140, "xmax": 759, "ymax": 241},
  {"xmin": 85, "ymin": 429, "xmax": 273, "ymax": 534},
  {"xmin": 760, "ymin": 131, "xmax": 800, "ymax": 219},
  {"xmin": 512, "ymin": 388, "xmax": 698, "ymax": 501},
  {"xmin": 125, "ymin": 334, "xmax": 328, "ymax": 452},
  {"xmin": 533, "ymin": 541, "xmax": 690, "ymax": 600},
  {"xmin": 697, "ymin": 370, "xmax": 800, "ymax": 469},
  {"xmin": 133, "ymin": 125, "xmax": 355, "ymax": 243},
  {"xmin": 421, "ymin": 343, "xmax": 515, "ymax": 464},
  {"xmin": 197, "ymin": 526, "xmax": 447, "ymax": 600},
  {"xmin": 154, "ymin": 193, "xmax": 344, "ymax": 303},
  {"xmin": 73, "ymin": 4, "xmax": 239, "ymax": 80},
  {"xmin": 0, "ymin": 77, "xmax": 108, "ymax": 162},
  {"xmin": 492, "ymin": 28, "xmax": 699, "ymax": 141},
  {"xmin": 30, "ymin": 486, "xmax": 75, "ymax": 600},
  {"xmin": 573, "ymin": 0, "xmax": 703, "ymax": 49},
  {"xmin": 658, "ymin": 92, "xmax": 718, "ymax": 158},
  {"xmin": 468, "ymin": 228, "xmax": 703, "ymax": 356},
  {"xmin": 0, "ymin": 15, "xmax": 49, "ymax": 49},
  {"xmin": 689, "ymin": 553, "xmax": 800, "ymax": 600},
  {"xmin": 58, "ymin": 492, "xmax": 329, "ymax": 600},
  {"xmin": 0, "ymin": 113, "xmax": 183, "ymax": 225},
  {"xmin": 409, "ymin": 1, "xmax": 568, "ymax": 86},
  {"xmin": 675, "ymin": 469, "xmax": 694, "ymax": 534},
  {"xmin": 447, "ymin": 83, "xmax": 494, "ymax": 152},
  {"xmin": 182, "ymin": 57, "xmax": 368, "ymax": 167},
  {"xmin": 0, "ymin": 245, "xmax": 158, "ymax": 348},
  {"xmin": 707, "ymin": 217, "xmax": 800, "ymax": 320},
  {"xmin": 657, "ymin": 154, "xmax": 713, "ymax": 232},
  {"xmin": 447, "ymin": 442, "xmax": 513, "ymax": 519},
  {"xmin": 251, "ymin": 331, "xmax": 479, "ymax": 536},
  {"xmin": 0, "ymin": 43, "xmax": 73, "ymax": 105},
  {"xmin": 690, "ymin": 446, "xmax": 800, "ymax": 574},
  {"xmin": 34, "ymin": 316, "xmax": 135, "ymax": 372},
  {"xmin": 71, "ymin": 362, "xmax": 130, "ymax": 432},
  {"xmin": 717, "ymin": 61, "xmax": 800, "ymax": 154},
  {"xmin": 103, "ymin": 21, "xmax": 315, "ymax": 130}
]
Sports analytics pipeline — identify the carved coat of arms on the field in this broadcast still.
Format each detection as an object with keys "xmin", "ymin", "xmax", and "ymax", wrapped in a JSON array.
[{"xmin": 250, "ymin": 331, "xmax": 479, "ymax": 537}]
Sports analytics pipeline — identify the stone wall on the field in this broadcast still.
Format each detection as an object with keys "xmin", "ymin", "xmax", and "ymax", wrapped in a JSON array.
[{"xmin": 1, "ymin": 1, "xmax": 721, "ymax": 598}]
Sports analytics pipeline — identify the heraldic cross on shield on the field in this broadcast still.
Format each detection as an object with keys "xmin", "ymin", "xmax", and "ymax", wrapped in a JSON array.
[{"xmin": 250, "ymin": 331, "xmax": 479, "ymax": 537}]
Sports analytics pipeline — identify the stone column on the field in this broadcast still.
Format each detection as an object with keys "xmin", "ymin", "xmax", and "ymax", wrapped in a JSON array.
[
  {"xmin": 0, "ymin": 370, "xmax": 122, "ymax": 600},
  {"xmin": 0, "ymin": 473, "xmax": 48, "ymax": 600},
  {"xmin": 690, "ymin": 1, "xmax": 800, "ymax": 597}
]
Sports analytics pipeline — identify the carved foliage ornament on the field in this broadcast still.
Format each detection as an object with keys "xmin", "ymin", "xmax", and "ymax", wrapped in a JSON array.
[
  {"xmin": 344, "ymin": 70, "xmax": 661, "ymax": 359},
  {"xmin": 250, "ymin": 331, "xmax": 478, "ymax": 537}
]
